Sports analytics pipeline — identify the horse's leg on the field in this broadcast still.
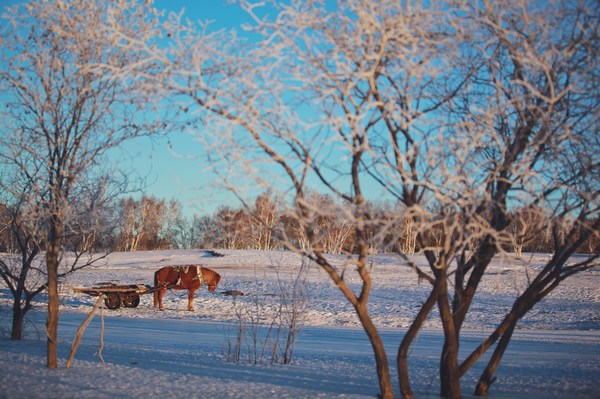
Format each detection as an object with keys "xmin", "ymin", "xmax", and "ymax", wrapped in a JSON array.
[
  {"xmin": 157, "ymin": 288, "xmax": 166, "ymax": 311},
  {"xmin": 187, "ymin": 288, "xmax": 196, "ymax": 311}
]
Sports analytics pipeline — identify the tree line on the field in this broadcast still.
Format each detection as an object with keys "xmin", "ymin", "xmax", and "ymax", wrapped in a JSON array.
[{"xmin": 3, "ymin": 191, "xmax": 597, "ymax": 255}]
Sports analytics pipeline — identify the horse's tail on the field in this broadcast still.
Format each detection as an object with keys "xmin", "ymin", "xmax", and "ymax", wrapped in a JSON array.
[{"xmin": 153, "ymin": 269, "xmax": 159, "ymax": 309}]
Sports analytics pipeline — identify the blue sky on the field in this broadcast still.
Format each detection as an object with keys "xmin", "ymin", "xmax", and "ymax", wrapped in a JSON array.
[
  {"xmin": 1, "ymin": 0, "xmax": 383, "ymax": 219},
  {"xmin": 114, "ymin": 1, "xmax": 265, "ymax": 218},
  {"xmin": 0, "ymin": 0, "xmax": 267, "ymax": 218}
]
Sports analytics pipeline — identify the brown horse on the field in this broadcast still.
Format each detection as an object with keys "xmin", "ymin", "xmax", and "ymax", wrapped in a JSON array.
[{"xmin": 153, "ymin": 265, "xmax": 221, "ymax": 311}]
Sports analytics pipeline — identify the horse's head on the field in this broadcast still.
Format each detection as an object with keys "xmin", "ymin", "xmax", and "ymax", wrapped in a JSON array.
[{"xmin": 205, "ymin": 269, "xmax": 221, "ymax": 292}]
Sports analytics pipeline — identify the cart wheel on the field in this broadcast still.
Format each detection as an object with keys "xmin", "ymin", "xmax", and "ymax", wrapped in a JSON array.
[
  {"xmin": 104, "ymin": 292, "xmax": 121, "ymax": 310},
  {"xmin": 122, "ymin": 294, "xmax": 140, "ymax": 308}
]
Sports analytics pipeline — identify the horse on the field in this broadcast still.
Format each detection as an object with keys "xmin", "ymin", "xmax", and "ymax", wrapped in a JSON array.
[{"xmin": 153, "ymin": 265, "xmax": 221, "ymax": 311}]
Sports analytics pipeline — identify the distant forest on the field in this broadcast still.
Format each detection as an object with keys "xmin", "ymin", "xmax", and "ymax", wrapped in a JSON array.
[{"xmin": 2, "ymin": 191, "xmax": 597, "ymax": 256}]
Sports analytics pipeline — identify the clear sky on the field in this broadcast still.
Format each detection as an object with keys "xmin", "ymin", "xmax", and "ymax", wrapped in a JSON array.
[
  {"xmin": 113, "ymin": 1, "xmax": 266, "ymax": 218},
  {"xmin": 0, "ymin": 0, "xmax": 270, "ymax": 218},
  {"xmin": 0, "ymin": 0, "xmax": 364, "ymax": 219}
]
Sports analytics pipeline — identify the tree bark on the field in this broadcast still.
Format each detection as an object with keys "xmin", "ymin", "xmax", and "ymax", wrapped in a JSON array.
[
  {"xmin": 11, "ymin": 302, "xmax": 25, "ymax": 340},
  {"xmin": 398, "ymin": 281, "xmax": 440, "ymax": 399},
  {"xmin": 474, "ymin": 323, "xmax": 516, "ymax": 396},
  {"xmin": 356, "ymin": 302, "xmax": 394, "ymax": 399},
  {"xmin": 46, "ymin": 235, "xmax": 60, "ymax": 369},
  {"xmin": 438, "ymin": 270, "xmax": 461, "ymax": 399},
  {"xmin": 309, "ymin": 243, "xmax": 394, "ymax": 398}
]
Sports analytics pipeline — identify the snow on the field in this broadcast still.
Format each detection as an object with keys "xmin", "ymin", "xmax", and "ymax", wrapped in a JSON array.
[{"xmin": 1, "ymin": 249, "xmax": 599, "ymax": 398}]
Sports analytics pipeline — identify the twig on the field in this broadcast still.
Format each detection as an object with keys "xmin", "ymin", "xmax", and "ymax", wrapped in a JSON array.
[
  {"xmin": 66, "ymin": 294, "xmax": 104, "ymax": 368},
  {"xmin": 94, "ymin": 298, "xmax": 106, "ymax": 368}
]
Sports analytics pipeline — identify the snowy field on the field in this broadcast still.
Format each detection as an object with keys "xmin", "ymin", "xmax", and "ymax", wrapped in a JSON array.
[{"xmin": 1, "ymin": 249, "xmax": 599, "ymax": 398}]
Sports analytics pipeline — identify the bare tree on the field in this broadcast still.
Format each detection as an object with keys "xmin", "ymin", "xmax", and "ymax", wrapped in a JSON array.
[
  {"xmin": 0, "ymin": 0, "xmax": 164, "ymax": 367},
  {"xmin": 132, "ymin": 0, "xmax": 466, "ymax": 396},
  {"xmin": 211, "ymin": 206, "xmax": 249, "ymax": 249},
  {"xmin": 251, "ymin": 192, "xmax": 280, "ymax": 250},
  {"xmin": 444, "ymin": 3, "xmax": 600, "ymax": 396},
  {"xmin": 505, "ymin": 206, "xmax": 547, "ymax": 259},
  {"xmin": 0, "ymin": 169, "xmax": 115, "ymax": 341},
  {"xmin": 115, "ymin": 195, "xmax": 180, "ymax": 251},
  {"xmin": 0, "ymin": 191, "xmax": 45, "ymax": 340},
  {"xmin": 117, "ymin": 197, "xmax": 149, "ymax": 252},
  {"xmin": 221, "ymin": 259, "xmax": 310, "ymax": 365},
  {"xmin": 122, "ymin": 0, "xmax": 599, "ymax": 397},
  {"xmin": 392, "ymin": 1, "xmax": 600, "ymax": 398}
]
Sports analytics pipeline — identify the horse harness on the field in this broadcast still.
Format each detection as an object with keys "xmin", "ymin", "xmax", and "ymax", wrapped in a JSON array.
[{"xmin": 158, "ymin": 265, "xmax": 204, "ymax": 287}]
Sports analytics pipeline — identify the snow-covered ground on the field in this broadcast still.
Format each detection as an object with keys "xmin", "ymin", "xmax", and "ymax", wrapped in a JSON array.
[{"xmin": 1, "ymin": 249, "xmax": 599, "ymax": 398}]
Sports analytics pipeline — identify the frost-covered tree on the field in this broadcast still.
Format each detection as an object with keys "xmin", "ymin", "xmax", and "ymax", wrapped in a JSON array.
[
  {"xmin": 0, "ymin": 189, "xmax": 46, "ymax": 341},
  {"xmin": 143, "ymin": 1, "xmax": 469, "ymax": 396},
  {"xmin": 0, "ymin": 169, "xmax": 113, "ymax": 341},
  {"xmin": 121, "ymin": 0, "xmax": 599, "ymax": 397},
  {"xmin": 433, "ymin": 2, "xmax": 600, "ymax": 396},
  {"xmin": 115, "ymin": 195, "xmax": 181, "ymax": 251},
  {"xmin": 0, "ymin": 0, "xmax": 165, "ymax": 367}
]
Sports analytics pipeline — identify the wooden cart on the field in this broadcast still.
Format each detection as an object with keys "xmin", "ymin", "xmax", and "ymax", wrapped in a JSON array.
[{"xmin": 73, "ymin": 283, "xmax": 158, "ymax": 310}]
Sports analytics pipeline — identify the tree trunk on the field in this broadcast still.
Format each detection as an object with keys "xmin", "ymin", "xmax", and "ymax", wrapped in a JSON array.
[
  {"xmin": 398, "ymin": 281, "xmax": 440, "ymax": 399},
  {"xmin": 438, "ymin": 273, "xmax": 461, "ymax": 399},
  {"xmin": 475, "ymin": 323, "xmax": 516, "ymax": 396},
  {"xmin": 356, "ymin": 302, "xmax": 395, "ymax": 399},
  {"xmin": 439, "ymin": 339, "xmax": 461, "ymax": 399},
  {"xmin": 46, "ymin": 238, "xmax": 60, "ymax": 368},
  {"xmin": 311, "ymin": 245, "xmax": 394, "ymax": 398},
  {"xmin": 11, "ymin": 302, "xmax": 25, "ymax": 340}
]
